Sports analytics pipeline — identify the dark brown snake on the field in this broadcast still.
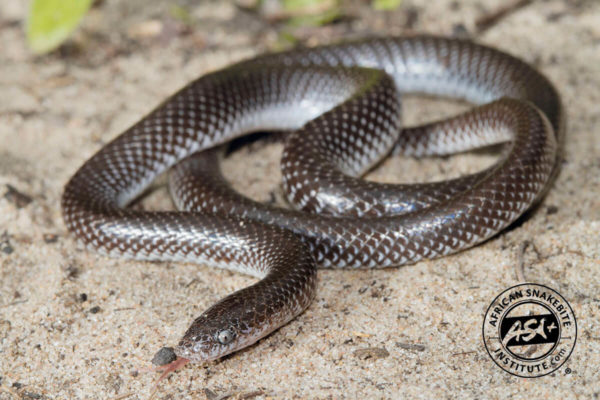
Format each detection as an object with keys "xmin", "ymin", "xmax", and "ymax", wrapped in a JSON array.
[{"xmin": 61, "ymin": 36, "xmax": 563, "ymax": 368}]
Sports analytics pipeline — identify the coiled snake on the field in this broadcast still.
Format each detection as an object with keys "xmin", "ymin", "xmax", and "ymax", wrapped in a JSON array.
[{"xmin": 61, "ymin": 36, "xmax": 563, "ymax": 370}]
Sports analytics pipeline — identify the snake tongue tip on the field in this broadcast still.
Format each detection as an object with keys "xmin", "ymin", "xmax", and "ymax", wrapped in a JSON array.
[{"xmin": 148, "ymin": 357, "xmax": 190, "ymax": 399}]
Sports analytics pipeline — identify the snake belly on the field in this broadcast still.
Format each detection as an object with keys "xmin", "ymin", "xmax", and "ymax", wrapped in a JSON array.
[{"xmin": 61, "ymin": 36, "xmax": 563, "ymax": 363}]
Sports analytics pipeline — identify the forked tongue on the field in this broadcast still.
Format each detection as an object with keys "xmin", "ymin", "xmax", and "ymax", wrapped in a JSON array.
[{"xmin": 145, "ymin": 353, "xmax": 190, "ymax": 399}]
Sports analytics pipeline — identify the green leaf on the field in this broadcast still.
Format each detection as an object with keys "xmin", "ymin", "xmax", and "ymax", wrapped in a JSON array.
[
  {"xmin": 26, "ymin": 0, "xmax": 94, "ymax": 54},
  {"xmin": 281, "ymin": 0, "xmax": 340, "ymax": 27},
  {"xmin": 282, "ymin": 0, "xmax": 338, "ymax": 14},
  {"xmin": 372, "ymin": 0, "xmax": 402, "ymax": 11},
  {"xmin": 282, "ymin": 0, "xmax": 329, "ymax": 12},
  {"xmin": 286, "ymin": 8, "xmax": 340, "ymax": 27}
]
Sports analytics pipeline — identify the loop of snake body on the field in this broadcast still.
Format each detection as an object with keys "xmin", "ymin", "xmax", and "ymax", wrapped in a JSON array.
[{"xmin": 62, "ymin": 36, "xmax": 563, "ymax": 365}]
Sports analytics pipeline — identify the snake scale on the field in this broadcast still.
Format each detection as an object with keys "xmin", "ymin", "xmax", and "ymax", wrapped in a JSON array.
[{"xmin": 61, "ymin": 36, "xmax": 563, "ymax": 368}]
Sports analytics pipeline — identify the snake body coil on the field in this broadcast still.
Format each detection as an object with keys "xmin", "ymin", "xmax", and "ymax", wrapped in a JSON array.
[{"xmin": 62, "ymin": 36, "xmax": 562, "ymax": 363}]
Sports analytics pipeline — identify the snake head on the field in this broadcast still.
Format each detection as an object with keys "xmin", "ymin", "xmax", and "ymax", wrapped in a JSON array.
[
  {"xmin": 173, "ymin": 295, "xmax": 266, "ymax": 363},
  {"xmin": 175, "ymin": 316, "xmax": 241, "ymax": 362}
]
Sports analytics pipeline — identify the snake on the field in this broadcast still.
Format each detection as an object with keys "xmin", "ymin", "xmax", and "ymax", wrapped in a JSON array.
[{"xmin": 61, "ymin": 36, "xmax": 563, "ymax": 371}]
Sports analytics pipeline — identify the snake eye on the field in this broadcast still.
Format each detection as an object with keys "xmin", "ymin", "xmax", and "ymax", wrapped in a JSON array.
[{"xmin": 217, "ymin": 329, "xmax": 234, "ymax": 345}]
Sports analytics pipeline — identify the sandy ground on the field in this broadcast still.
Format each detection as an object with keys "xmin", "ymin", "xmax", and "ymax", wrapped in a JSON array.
[{"xmin": 1, "ymin": 0, "xmax": 599, "ymax": 399}]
